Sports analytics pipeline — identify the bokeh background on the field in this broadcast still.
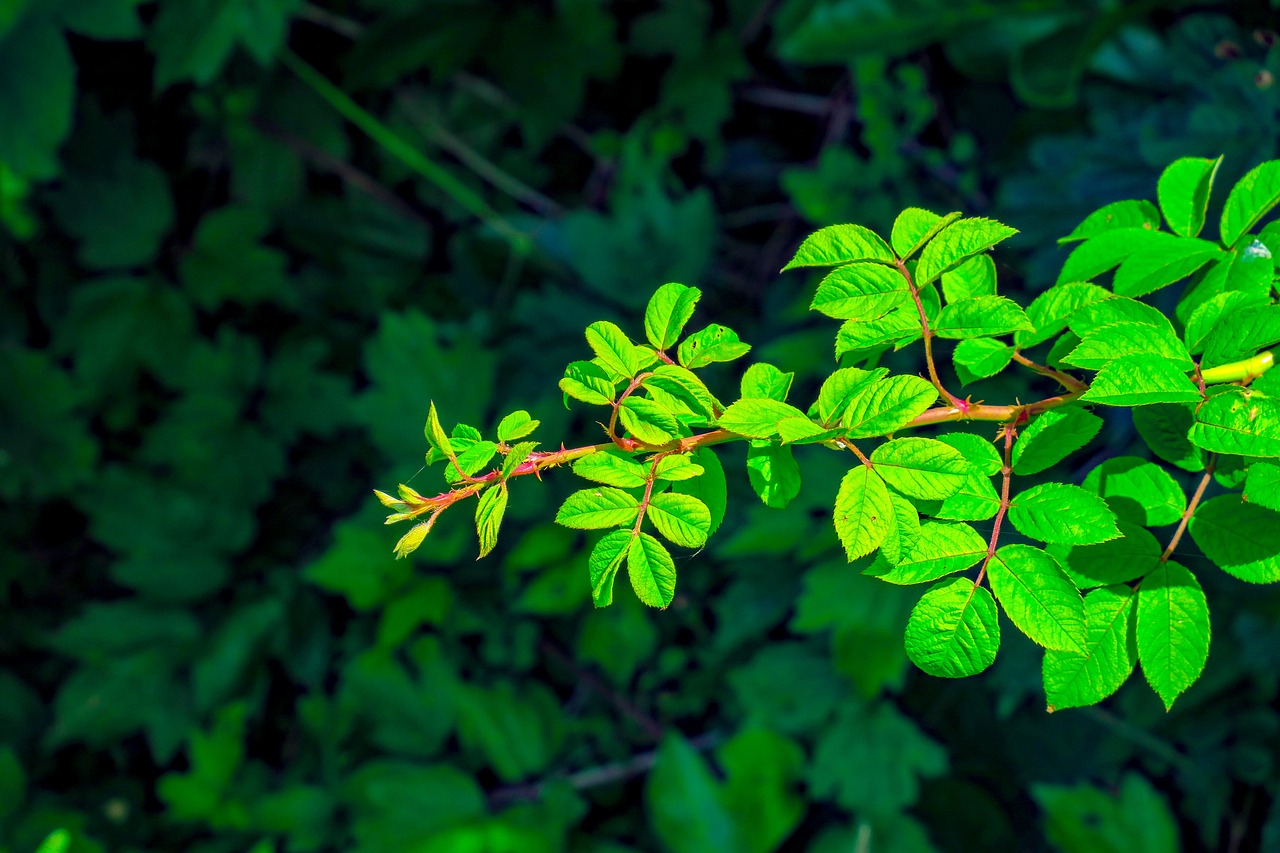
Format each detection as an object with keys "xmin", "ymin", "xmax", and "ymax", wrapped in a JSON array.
[{"xmin": 3, "ymin": 1, "xmax": 1280, "ymax": 851}]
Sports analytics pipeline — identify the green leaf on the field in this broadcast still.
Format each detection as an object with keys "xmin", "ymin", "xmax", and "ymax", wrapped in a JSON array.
[
  {"xmin": 1136, "ymin": 561, "xmax": 1209, "ymax": 710},
  {"xmin": 501, "ymin": 441, "xmax": 537, "ymax": 479},
  {"xmin": 560, "ymin": 360, "xmax": 616, "ymax": 406},
  {"xmin": 746, "ymin": 444, "xmax": 802, "ymax": 509},
  {"xmin": 1009, "ymin": 483, "xmax": 1120, "ymax": 545},
  {"xmin": 1068, "ymin": 295, "xmax": 1171, "ymax": 338},
  {"xmin": 915, "ymin": 218, "xmax": 1018, "ymax": 286},
  {"xmin": 645, "ymin": 734, "xmax": 737, "ymax": 853},
  {"xmin": 1220, "ymin": 160, "xmax": 1280, "ymax": 248},
  {"xmin": 833, "ymin": 466, "xmax": 893, "ymax": 561},
  {"xmin": 1183, "ymin": 291, "xmax": 1259, "ymax": 354},
  {"xmin": 586, "ymin": 320, "xmax": 651, "ymax": 379},
  {"xmin": 816, "ymin": 367, "xmax": 888, "ymax": 425},
  {"xmin": 1062, "ymin": 323, "xmax": 1193, "ymax": 372},
  {"xmin": 1056, "ymin": 227, "xmax": 1175, "ymax": 284},
  {"xmin": 834, "ymin": 307, "xmax": 922, "ymax": 354},
  {"xmin": 678, "ymin": 324, "xmax": 752, "ymax": 369},
  {"xmin": 1016, "ymin": 282, "xmax": 1112, "ymax": 348},
  {"xmin": 474, "ymin": 484, "xmax": 508, "ymax": 559},
  {"xmin": 1132, "ymin": 404, "xmax": 1206, "ymax": 472},
  {"xmin": 1179, "ymin": 241, "xmax": 1276, "ymax": 328},
  {"xmin": 880, "ymin": 492, "xmax": 922, "ymax": 566},
  {"xmin": 496, "ymin": 410, "xmax": 539, "ymax": 442},
  {"xmin": 1111, "ymin": 237, "xmax": 1220, "ymax": 298},
  {"xmin": 782, "ymin": 224, "xmax": 895, "ymax": 270},
  {"xmin": 1243, "ymin": 461, "xmax": 1280, "ymax": 512},
  {"xmin": 628, "ymin": 532, "xmax": 677, "ymax": 607},
  {"xmin": 674, "ymin": 448, "xmax": 727, "ymax": 535},
  {"xmin": 933, "ymin": 296, "xmax": 1033, "ymax": 339},
  {"xmin": 987, "ymin": 545, "xmax": 1086, "ymax": 652},
  {"xmin": 842, "ymin": 375, "xmax": 938, "ymax": 438},
  {"xmin": 717, "ymin": 398, "xmax": 809, "ymax": 439},
  {"xmin": 1052, "ymin": 521, "xmax": 1162, "ymax": 589},
  {"xmin": 941, "ymin": 254, "xmax": 998, "ymax": 302},
  {"xmin": 648, "ymin": 492, "xmax": 712, "ymax": 548},
  {"xmin": 424, "ymin": 401, "xmax": 455, "ymax": 462},
  {"xmin": 809, "ymin": 262, "xmax": 910, "ymax": 320},
  {"xmin": 890, "ymin": 208, "xmax": 961, "ymax": 259},
  {"xmin": 619, "ymin": 396, "xmax": 682, "ymax": 444},
  {"xmin": 644, "ymin": 282, "xmax": 702, "ymax": 350},
  {"xmin": 654, "ymin": 455, "xmax": 705, "ymax": 481},
  {"xmin": 952, "ymin": 338, "xmax": 1013, "ymax": 385},
  {"xmin": 740, "ymin": 363, "xmax": 794, "ymax": 402},
  {"xmin": 1188, "ymin": 495, "xmax": 1280, "ymax": 583},
  {"xmin": 572, "ymin": 449, "xmax": 648, "ymax": 489},
  {"xmin": 1189, "ymin": 388, "xmax": 1280, "ymax": 457},
  {"xmin": 931, "ymin": 435, "xmax": 1001, "ymax": 522},
  {"xmin": 1078, "ymin": 354, "xmax": 1201, "ymax": 407},
  {"xmin": 555, "ymin": 488, "xmax": 640, "ymax": 530},
  {"xmin": 870, "ymin": 437, "xmax": 970, "ymax": 500},
  {"xmin": 1043, "ymin": 585, "xmax": 1137, "ymax": 712},
  {"xmin": 776, "ymin": 417, "xmax": 840, "ymax": 445},
  {"xmin": 1081, "ymin": 457, "xmax": 1186, "ymax": 527},
  {"xmin": 150, "ymin": 0, "xmax": 297, "ymax": 87},
  {"xmin": 587, "ymin": 531, "xmax": 632, "ymax": 607},
  {"xmin": 1035, "ymin": 774, "xmax": 1179, "ymax": 852},
  {"xmin": 937, "ymin": 433, "xmax": 1002, "ymax": 476},
  {"xmin": 644, "ymin": 364, "xmax": 720, "ymax": 419},
  {"xmin": 0, "ymin": 16, "xmax": 74, "ymax": 179},
  {"xmin": 1157, "ymin": 156, "xmax": 1220, "ymax": 238},
  {"xmin": 904, "ymin": 577, "xmax": 1000, "ymax": 678},
  {"xmin": 1200, "ymin": 304, "xmax": 1280, "ymax": 369},
  {"xmin": 867, "ymin": 522, "xmax": 988, "ymax": 585},
  {"xmin": 1059, "ymin": 199, "xmax": 1161, "ymax": 244},
  {"xmin": 1011, "ymin": 407, "xmax": 1103, "ymax": 475}
]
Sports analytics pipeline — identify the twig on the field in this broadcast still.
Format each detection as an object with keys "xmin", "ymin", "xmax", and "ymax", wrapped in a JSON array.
[{"xmin": 1161, "ymin": 456, "xmax": 1217, "ymax": 563}]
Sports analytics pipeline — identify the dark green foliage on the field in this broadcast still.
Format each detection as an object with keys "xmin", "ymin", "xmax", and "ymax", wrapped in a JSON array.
[{"xmin": 5, "ymin": 2, "xmax": 1280, "ymax": 852}]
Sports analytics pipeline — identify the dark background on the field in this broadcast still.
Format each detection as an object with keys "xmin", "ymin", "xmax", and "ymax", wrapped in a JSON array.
[{"xmin": 2, "ymin": 1, "xmax": 1280, "ymax": 850}]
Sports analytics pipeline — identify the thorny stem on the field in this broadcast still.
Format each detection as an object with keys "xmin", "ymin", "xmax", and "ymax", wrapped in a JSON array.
[
  {"xmin": 896, "ymin": 258, "xmax": 964, "ymax": 409},
  {"xmin": 1161, "ymin": 455, "xmax": 1217, "ymax": 563},
  {"xmin": 1012, "ymin": 351, "xmax": 1088, "ymax": 392},
  {"xmin": 608, "ymin": 372, "xmax": 654, "ymax": 444},
  {"xmin": 974, "ymin": 422, "xmax": 1017, "ymax": 589}
]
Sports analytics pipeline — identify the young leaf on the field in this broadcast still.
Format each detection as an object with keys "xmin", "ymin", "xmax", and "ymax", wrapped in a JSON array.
[
  {"xmin": 953, "ymin": 337, "xmax": 1013, "ymax": 385},
  {"xmin": 1061, "ymin": 323, "xmax": 1193, "ymax": 372},
  {"xmin": 654, "ymin": 455, "xmax": 704, "ymax": 482},
  {"xmin": 870, "ymin": 437, "xmax": 970, "ymax": 500},
  {"xmin": 392, "ymin": 516, "xmax": 437, "ymax": 559},
  {"xmin": 809, "ymin": 262, "xmax": 909, "ymax": 320},
  {"xmin": 866, "ymin": 522, "xmax": 988, "ymax": 585},
  {"xmin": 555, "ymin": 488, "xmax": 640, "ymax": 530},
  {"xmin": 932, "ymin": 296, "xmax": 1033, "ymax": 339},
  {"xmin": 1188, "ymin": 388, "xmax": 1280, "ymax": 457},
  {"xmin": 1059, "ymin": 199, "xmax": 1161, "ymax": 244},
  {"xmin": 1188, "ymin": 495, "xmax": 1280, "ymax": 583},
  {"xmin": 1053, "ymin": 520, "xmax": 1161, "ymax": 589},
  {"xmin": 746, "ymin": 444, "xmax": 802, "ymax": 509},
  {"xmin": 941, "ymin": 254, "xmax": 997, "ymax": 302},
  {"xmin": 717, "ymin": 398, "xmax": 809, "ymax": 439},
  {"xmin": 444, "ymin": 440, "xmax": 498, "ymax": 485},
  {"xmin": 915, "ymin": 218, "xmax": 1018, "ymax": 286},
  {"xmin": 1008, "ymin": 483, "xmax": 1120, "ymax": 545},
  {"xmin": 1011, "ymin": 407, "xmax": 1103, "ymax": 475},
  {"xmin": 501, "ymin": 441, "xmax": 538, "ymax": 479},
  {"xmin": 782, "ymin": 223, "xmax": 895, "ymax": 270},
  {"xmin": 475, "ymin": 483, "xmax": 508, "ymax": 559},
  {"xmin": 1111, "ymin": 237, "xmax": 1220, "ymax": 298},
  {"xmin": 1219, "ymin": 160, "xmax": 1280, "ymax": 248},
  {"xmin": 560, "ymin": 360, "xmax": 616, "ymax": 406},
  {"xmin": 644, "ymin": 282, "xmax": 701, "ymax": 351},
  {"xmin": 1081, "ymin": 457, "xmax": 1186, "ymax": 527},
  {"xmin": 1243, "ymin": 461, "xmax": 1280, "ymax": 512},
  {"xmin": 816, "ymin": 367, "xmax": 888, "ymax": 425},
  {"xmin": 1078, "ymin": 354, "xmax": 1201, "ymax": 407},
  {"xmin": 1043, "ymin": 585, "xmax": 1138, "ymax": 712},
  {"xmin": 619, "ymin": 396, "xmax": 682, "ymax": 445},
  {"xmin": 572, "ymin": 449, "xmax": 649, "ymax": 489},
  {"xmin": 833, "ymin": 465, "xmax": 893, "ymax": 561},
  {"xmin": 842, "ymin": 375, "xmax": 938, "ymax": 438},
  {"xmin": 1016, "ymin": 282, "xmax": 1112, "ymax": 348},
  {"xmin": 740, "ymin": 363, "xmax": 794, "ymax": 402},
  {"xmin": 588, "ymin": 530, "xmax": 633, "ymax": 607},
  {"xmin": 497, "ymin": 410, "xmax": 540, "ymax": 442},
  {"xmin": 674, "ymin": 448, "xmax": 726, "ymax": 535},
  {"xmin": 1157, "ymin": 156, "xmax": 1220, "ymax": 238},
  {"xmin": 1132, "ymin": 404, "xmax": 1206, "ymax": 472},
  {"xmin": 678, "ymin": 324, "xmax": 752, "ymax": 369},
  {"xmin": 647, "ymin": 492, "xmax": 712, "ymax": 548},
  {"xmin": 891, "ymin": 208, "xmax": 961, "ymax": 259},
  {"xmin": 987, "ymin": 545, "xmax": 1086, "ymax": 653},
  {"xmin": 1136, "ymin": 561, "xmax": 1210, "ymax": 710},
  {"xmin": 904, "ymin": 577, "xmax": 1000, "ymax": 678},
  {"xmin": 586, "ymin": 320, "xmax": 652, "ymax": 379},
  {"xmin": 628, "ymin": 532, "xmax": 677, "ymax": 608},
  {"xmin": 424, "ymin": 401, "xmax": 455, "ymax": 462}
]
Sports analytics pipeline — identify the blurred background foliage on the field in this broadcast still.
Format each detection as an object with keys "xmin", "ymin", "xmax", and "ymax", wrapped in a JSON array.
[{"xmin": 2, "ymin": 1, "xmax": 1280, "ymax": 851}]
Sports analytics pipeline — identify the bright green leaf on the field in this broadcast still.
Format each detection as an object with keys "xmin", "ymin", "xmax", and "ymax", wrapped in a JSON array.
[
  {"xmin": 866, "ymin": 521, "xmax": 988, "ymax": 585},
  {"xmin": 987, "ymin": 545, "xmax": 1086, "ymax": 652},
  {"xmin": 1043, "ymin": 585, "xmax": 1137, "ymax": 712},
  {"xmin": 1189, "ymin": 388, "xmax": 1280, "ymax": 457},
  {"xmin": 915, "ymin": 218, "xmax": 1018, "ymax": 286},
  {"xmin": 933, "ymin": 295, "xmax": 1033, "ymax": 340},
  {"xmin": 1112, "ymin": 237, "xmax": 1220, "ymax": 298},
  {"xmin": 1062, "ymin": 323, "xmax": 1193, "ymax": 372},
  {"xmin": 474, "ymin": 484, "xmax": 508, "ymax": 559},
  {"xmin": 952, "ymin": 337, "xmax": 1013, "ymax": 385},
  {"xmin": 746, "ymin": 444, "xmax": 802, "ymax": 509},
  {"xmin": 816, "ymin": 367, "xmax": 888, "ymax": 425},
  {"xmin": 1009, "ymin": 483, "xmax": 1120, "ymax": 545},
  {"xmin": 1136, "ymin": 560, "xmax": 1209, "ymax": 710},
  {"xmin": 1016, "ymin": 282, "xmax": 1112, "ymax": 348},
  {"xmin": 572, "ymin": 449, "xmax": 648, "ymax": 489},
  {"xmin": 809, "ymin": 262, "xmax": 909, "ymax": 320},
  {"xmin": 619, "ymin": 396, "xmax": 682, "ymax": 444},
  {"xmin": 941, "ymin": 254, "xmax": 997, "ymax": 302},
  {"xmin": 560, "ymin": 360, "xmax": 616, "ymax": 406},
  {"xmin": 782, "ymin": 223, "xmax": 895, "ymax": 270},
  {"xmin": 555, "ymin": 488, "xmax": 640, "ymax": 530},
  {"xmin": 1059, "ymin": 199, "xmax": 1161, "ymax": 244},
  {"xmin": 890, "ymin": 208, "xmax": 960, "ymax": 259},
  {"xmin": 496, "ymin": 410, "xmax": 539, "ymax": 442},
  {"xmin": 1079, "ymin": 354, "xmax": 1201, "ymax": 407},
  {"xmin": 904, "ymin": 577, "xmax": 1000, "ymax": 678},
  {"xmin": 870, "ymin": 437, "xmax": 970, "ymax": 500},
  {"xmin": 1157, "ymin": 156, "xmax": 1220, "ymax": 238},
  {"xmin": 1220, "ymin": 160, "xmax": 1280, "ymax": 248},
  {"xmin": 1011, "ymin": 407, "xmax": 1102, "ymax": 476},
  {"xmin": 1188, "ymin": 495, "xmax": 1280, "ymax": 583},
  {"xmin": 717, "ymin": 398, "xmax": 809, "ymax": 439},
  {"xmin": 842, "ymin": 375, "xmax": 938, "ymax": 438},
  {"xmin": 833, "ymin": 466, "xmax": 893, "ymax": 561},
  {"xmin": 1132, "ymin": 404, "xmax": 1206, "ymax": 472},
  {"xmin": 647, "ymin": 492, "xmax": 712, "ymax": 548},
  {"xmin": 587, "ymin": 530, "xmax": 632, "ymax": 607},
  {"xmin": 740, "ymin": 363, "xmax": 794, "ymax": 402},
  {"xmin": 1081, "ymin": 457, "xmax": 1186, "ymax": 527},
  {"xmin": 678, "ymin": 324, "xmax": 752, "ymax": 369},
  {"xmin": 628, "ymin": 532, "xmax": 677, "ymax": 607},
  {"xmin": 644, "ymin": 282, "xmax": 702, "ymax": 351},
  {"xmin": 1243, "ymin": 461, "xmax": 1280, "ymax": 512}
]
